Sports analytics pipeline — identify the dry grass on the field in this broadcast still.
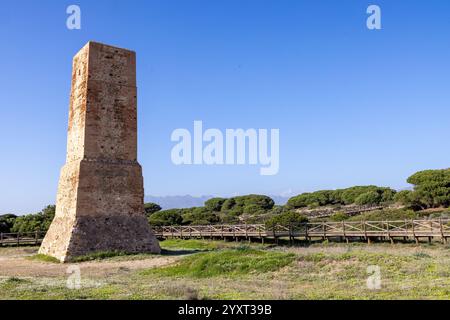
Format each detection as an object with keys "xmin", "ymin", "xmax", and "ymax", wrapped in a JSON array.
[{"xmin": 0, "ymin": 240, "xmax": 449, "ymax": 300}]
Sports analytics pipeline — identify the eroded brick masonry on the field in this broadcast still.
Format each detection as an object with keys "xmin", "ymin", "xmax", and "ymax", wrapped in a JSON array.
[{"xmin": 39, "ymin": 42, "xmax": 161, "ymax": 262}]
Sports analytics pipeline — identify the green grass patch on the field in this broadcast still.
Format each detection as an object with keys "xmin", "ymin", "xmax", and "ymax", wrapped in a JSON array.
[
  {"xmin": 0, "ymin": 277, "xmax": 32, "ymax": 292},
  {"xmin": 3, "ymin": 277, "xmax": 29, "ymax": 284},
  {"xmin": 69, "ymin": 250, "xmax": 159, "ymax": 262},
  {"xmin": 143, "ymin": 248, "xmax": 295, "ymax": 278},
  {"xmin": 159, "ymin": 239, "xmax": 220, "ymax": 251},
  {"xmin": 300, "ymin": 252, "xmax": 327, "ymax": 262},
  {"xmin": 88, "ymin": 285, "xmax": 121, "ymax": 299},
  {"xmin": 413, "ymin": 252, "xmax": 432, "ymax": 259},
  {"xmin": 27, "ymin": 254, "xmax": 60, "ymax": 263},
  {"xmin": 70, "ymin": 250, "xmax": 133, "ymax": 262},
  {"xmin": 159, "ymin": 239, "xmax": 267, "ymax": 251}
]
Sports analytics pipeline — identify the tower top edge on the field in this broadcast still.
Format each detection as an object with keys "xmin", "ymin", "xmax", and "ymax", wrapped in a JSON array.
[{"xmin": 74, "ymin": 41, "xmax": 136, "ymax": 58}]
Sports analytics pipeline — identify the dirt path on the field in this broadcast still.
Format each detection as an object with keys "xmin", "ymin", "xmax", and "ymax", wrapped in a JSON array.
[{"xmin": 0, "ymin": 247, "xmax": 179, "ymax": 278}]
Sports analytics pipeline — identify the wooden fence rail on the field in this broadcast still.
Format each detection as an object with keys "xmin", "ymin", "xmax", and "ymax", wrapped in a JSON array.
[
  {"xmin": 0, "ymin": 231, "xmax": 46, "ymax": 246},
  {"xmin": 152, "ymin": 219, "xmax": 450, "ymax": 244},
  {"xmin": 2, "ymin": 219, "xmax": 449, "ymax": 247}
]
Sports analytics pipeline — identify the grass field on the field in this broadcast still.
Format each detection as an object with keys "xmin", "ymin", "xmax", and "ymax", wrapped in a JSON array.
[{"xmin": 0, "ymin": 239, "xmax": 449, "ymax": 299}]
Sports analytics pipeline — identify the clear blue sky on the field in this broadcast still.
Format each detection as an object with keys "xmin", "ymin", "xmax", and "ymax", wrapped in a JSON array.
[{"xmin": 1, "ymin": 0, "xmax": 450, "ymax": 214}]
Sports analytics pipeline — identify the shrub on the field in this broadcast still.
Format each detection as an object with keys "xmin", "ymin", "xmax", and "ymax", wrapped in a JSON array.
[
  {"xmin": 404, "ymin": 169, "xmax": 450, "ymax": 209},
  {"xmin": 354, "ymin": 191, "xmax": 382, "ymax": 206},
  {"xmin": 11, "ymin": 205, "xmax": 55, "ymax": 233},
  {"xmin": 220, "ymin": 195, "xmax": 274, "ymax": 216},
  {"xmin": 287, "ymin": 186, "xmax": 395, "ymax": 209},
  {"xmin": 342, "ymin": 186, "xmax": 381, "ymax": 205},
  {"xmin": 181, "ymin": 207, "xmax": 220, "ymax": 225},
  {"xmin": 394, "ymin": 190, "xmax": 413, "ymax": 205},
  {"xmin": 218, "ymin": 212, "xmax": 240, "ymax": 224},
  {"xmin": 144, "ymin": 203, "xmax": 162, "ymax": 215},
  {"xmin": 265, "ymin": 211, "xmax": 308, "ymax": 229},
  {"xmin": 347, "ymin": 208, "xmax": 419, "ymax": 221},
  {"xmin": 148, "ymin": 209, "xmax": 183, "ymax": 226},
  {"xmin": 243, "ymin": 204, "xmax": 265, "ymax": 215},
  {"xmin": 0, "ymin": 214, "xmax": 17, "ymax": 233},
  {"xmin": 204, "ymin": 198, "xmax": 226, "ymax": 211},
  {"xmin": 221, "ymin": 198, "xmax": 236, "ymax": 211},
  {"xmin": 330, "ymin": 212, "xmax": 349, "ymax": 221},
  {"xmin": 240, "ymin": 195, "xmax": 275, "ymax": 210},
  {"xmin": 286, "ymin": 193, "xmax": 312, "ymax": 208}
]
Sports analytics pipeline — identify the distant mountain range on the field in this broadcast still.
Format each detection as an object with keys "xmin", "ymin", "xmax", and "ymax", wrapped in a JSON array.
[{"xmin": 144, "ymin": 195, "xmax": 289, "ymax": 210}]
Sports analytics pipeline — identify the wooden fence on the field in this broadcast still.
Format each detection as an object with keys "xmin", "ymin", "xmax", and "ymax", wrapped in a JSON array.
[
  {"xmin": 0, "ymin": 232, "xmax": 46, "ymax": 246},
  {"xmin": 2, "ymin": 219, "xmax": 449, "ymax": 246},
  {"xmin": 152, "ymin": 219, "xmax": 450, "ymax": 244}
]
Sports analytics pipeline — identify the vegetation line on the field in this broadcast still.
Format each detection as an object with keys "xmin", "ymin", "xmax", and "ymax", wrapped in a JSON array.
[{"xmin": 1, "ymin": 168, "xmax": 450, "ymax": 237}]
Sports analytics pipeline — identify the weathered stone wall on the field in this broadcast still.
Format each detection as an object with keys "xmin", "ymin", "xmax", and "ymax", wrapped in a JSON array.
[{"xmin": 39, "ymin": 42, "xmax": 160, "ymax": 262}]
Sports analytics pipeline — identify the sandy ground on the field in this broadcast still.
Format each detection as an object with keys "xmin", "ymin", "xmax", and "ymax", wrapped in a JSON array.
[{"xmin": 0, "ymin": 247, "xmax": 178, "ymax": 278}]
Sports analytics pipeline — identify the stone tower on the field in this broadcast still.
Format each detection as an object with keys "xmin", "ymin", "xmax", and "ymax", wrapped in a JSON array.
[{"xmin": 39, "ymin": 42, "xmax": 160, "ymax": 262}]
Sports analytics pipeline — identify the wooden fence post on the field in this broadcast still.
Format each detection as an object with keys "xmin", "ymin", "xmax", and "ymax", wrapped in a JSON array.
[
  {"xmin": 412, "ymin": 220, "xmax": 418, "ymax": 244},
  {"xmin": 289, "ymin": 223, "xmax": 293, "ymax": 245},
  {"xmin": 363, "ymin": 221, "xmax": 368, "ymax": 244},
  {"xmin": 386, "ymin": 221, "xmax": 394, "ymax": 244},
  {"xmin": 322, "ymin": 222, "xmax": 326, "ymax": 241},
  {"xmin": 439, "ymin": 218, "xmax": 446, "ymax": 243},
  {"xmin": 245, "ymin": 223, "xmax": 248, "ymax": 241},
  {"xmin": 273, "ymin": 224, "xmax": 278, "ymax": 244},
  {"xmin": 428, "ymin": 220, "xmax": 433, "ymax": 244},
  {"xmin": 404, "ymin": 219, "xmax": 408, "ymax": 242},
  {"xmin": 342, "ymin": 221, "xmax": 348, "ymax": 243}
]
